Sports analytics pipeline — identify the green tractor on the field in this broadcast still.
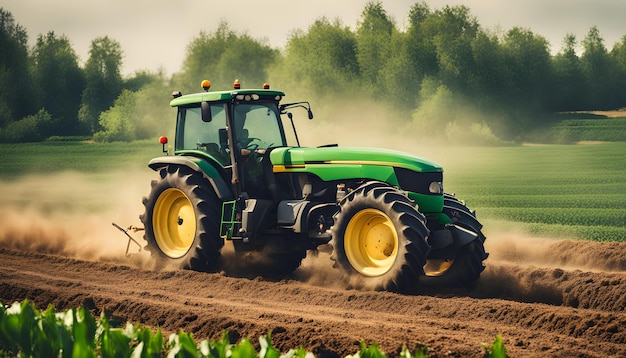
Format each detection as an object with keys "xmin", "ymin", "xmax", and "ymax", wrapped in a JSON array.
[{"xmin": 139, "ymin": 80, "xmax": 488, "ymax": 292}]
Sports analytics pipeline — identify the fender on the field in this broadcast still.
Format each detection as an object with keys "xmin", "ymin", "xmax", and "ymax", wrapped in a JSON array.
[{"xmin": 148, "ymin": 156, "xmax": 234, "ymax": 200}]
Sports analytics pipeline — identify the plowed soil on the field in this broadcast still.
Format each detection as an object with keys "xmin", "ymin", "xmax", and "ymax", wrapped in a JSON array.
[
  {"xmin": 2, "ymin": 237, "xmax": 626, "ymax": 357},
  {"xmin": 1, "ymin": 172, "xmax": 625, "ymax": 357}
]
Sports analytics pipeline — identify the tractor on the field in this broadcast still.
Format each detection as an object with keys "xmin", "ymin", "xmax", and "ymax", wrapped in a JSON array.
[{"xmin": 139, "ymin": 79, "xmax": 488, "ymax": 292}]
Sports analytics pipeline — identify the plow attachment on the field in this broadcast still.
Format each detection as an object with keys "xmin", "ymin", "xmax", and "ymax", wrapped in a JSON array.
[{"xmin": 112, "ymin": 222, "xmax": 143, "ymax": 257}]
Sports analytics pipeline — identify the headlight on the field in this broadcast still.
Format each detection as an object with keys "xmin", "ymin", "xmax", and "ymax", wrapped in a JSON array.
[{"xmin": 428, "ymin": 181, "xmax": 443, "ymax": 194}]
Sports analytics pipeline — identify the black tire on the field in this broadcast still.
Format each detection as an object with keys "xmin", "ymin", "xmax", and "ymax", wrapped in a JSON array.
[
  {"xmin": 140, "ymin": 165, "xmax": 223, "ymax": 271},
  {"xmin": 330, "ymin": 181, "xmax": 430, "ymax": 292},
  {"xmin": 420, "ymin": 193, "xmax": 488, "ymax": 288}
]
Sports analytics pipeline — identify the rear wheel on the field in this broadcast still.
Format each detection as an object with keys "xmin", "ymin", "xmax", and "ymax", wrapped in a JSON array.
[
  {"xmin": 421, "ymin": 193, "xmax": 488, "ymax": 288},
  {"xmin": 140, "ymin": 165, "xmax": 223, "ymax": 271},
  {"xmin": 330, "ymin": 182, "xmax": 430, "ymax": 292}
]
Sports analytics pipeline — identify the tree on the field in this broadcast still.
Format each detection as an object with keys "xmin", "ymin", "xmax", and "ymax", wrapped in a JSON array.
[
  {"xmin": 406, "ymin": 2, "xmax": 437, "ymax": 81},
  {"xmin": 581, "ymin": 26, "xmax": 620, "ymax": 109},
  {"xmin": 78, "ymin": 36, "xmax": 123, "ymax": 134},
  {"xmin": 501, "ymin": 27, "xmax": 552, "ymax": 110},
  {"xmin": 124, "ymin": 70, "xmax": 159, "ymax": 92},
  {"xmin": 280, "ymin": 17, "xmax": 358, "ymax": 96},
  {"xmin": 31, "ymin": 31, "xmax": 85, "ymax": 135},
  {"xmin": 0, "ymin": 8, "xmax": 34, "ymax": 127},
  {"xmin": 0, "ymin": 109, "xmax": 52, "ymax": 143},
  {"xmin": 611, "ymin": 35, "xmax": 626, "ymax": 73},
  {"xmin": 422, "ymin": 5, "xmax": 480, "ymax": 91},
  {"xmin": 356, "ymin": 1, "xmax": 395, "ymax": 87},
  {"xmin": 376, "ymin": 31, "xmax": 422, "ymax": 108},
  {"xmin": 93, "ymin": 89, "xmax": 136, "ymax": 142},
  {"xmin": 551, "ymin": 33, "xmax": 585, "ymax": 111},
  {"xmin": 469, "ymin": 29, "xmax": 510, "ymax": 103},
  {"xmin": 94, "ymin": 70, "xmax": 172, "ymax": 142},
  {"xmin": 609, "ymin": 35, "xmax": 626, "ymax": 108},
  {"xmin": 175, "ymin": 21, "xmax": 277, "ymax": 93}
]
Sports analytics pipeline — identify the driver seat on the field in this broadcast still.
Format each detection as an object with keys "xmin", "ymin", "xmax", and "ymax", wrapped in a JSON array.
[{"xmin": 219, "ymin": 128, "xmax": 229, "ymax": 153}]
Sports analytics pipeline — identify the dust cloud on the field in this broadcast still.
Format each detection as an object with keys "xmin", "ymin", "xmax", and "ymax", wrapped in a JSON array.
[
  {"xmin": 485, "ymin": 230, "xmax": 626, "ymax": 273},
  {"xmin": 2, "ymin": 167, "xmax": 625, "ymax": 306},
  {"xmin": 0, "ymin": 170, "xmax": 153, "ymax": 266},
  {"xmin": 295, "ymin": 250, "xmax": 346, "ymax": 289},
  {"xmin": 292, "ymin": 90, "xmax": 505, "ymax": 152},
  {"xmin": 470, "ymin": 230, "xmax": 626, "ymax": 307},
  {"xmin": 289, "ymin": 93, "xmax": 495, "ymax": 174},
  {"xmin": 294, "ymin": 97, "xmax": 414, "ymax": 150}
]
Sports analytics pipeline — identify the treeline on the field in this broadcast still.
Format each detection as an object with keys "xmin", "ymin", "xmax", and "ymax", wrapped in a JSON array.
[{"xmin": 1, "ymin": 2, "xmax": 625, "ymax": 144}]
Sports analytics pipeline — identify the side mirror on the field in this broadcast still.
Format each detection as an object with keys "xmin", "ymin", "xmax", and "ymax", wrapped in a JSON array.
[
  {"xmin": 307, "ymin": 109, "xmax": 314, "ymax": 120},
  {"xmin": 201, "ymin": 101, "xmax": 212, "ymax": 122}
]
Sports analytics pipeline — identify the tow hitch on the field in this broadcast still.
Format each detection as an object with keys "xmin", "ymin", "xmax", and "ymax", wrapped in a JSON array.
[{"xmin": 112, "ymin": 222, "xmax": 143, "ymax": 257}]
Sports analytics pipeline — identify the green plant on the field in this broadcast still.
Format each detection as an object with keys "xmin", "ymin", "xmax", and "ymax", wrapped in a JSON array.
[
  {"xmin": 347, "ymin": 341, "xmax": 386, "ymax": 358},
  {"xmin": 0, "ymin": 300, "xmax": 317, "ymax": 358},
  {"xmin": 0, "ymin": 300, "xmax": 509, "ymax": 358},
  {"xmin": 482, "ymin": 334, "xmax": 507, "ymax": 358},
  {"xmin": 348, "ymin": 341, "xmax": 428, "ymax": 358}
]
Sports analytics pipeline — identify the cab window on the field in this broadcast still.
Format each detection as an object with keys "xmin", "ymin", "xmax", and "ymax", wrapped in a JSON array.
[{"xmin": 175, "ymin": 105, "xmax": 230, "ymax": 165}]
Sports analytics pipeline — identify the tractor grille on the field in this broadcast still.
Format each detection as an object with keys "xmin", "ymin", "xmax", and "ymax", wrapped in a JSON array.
[{"xmin": 394, "ymin": 167, "xmax": 443, "ymax": 195}]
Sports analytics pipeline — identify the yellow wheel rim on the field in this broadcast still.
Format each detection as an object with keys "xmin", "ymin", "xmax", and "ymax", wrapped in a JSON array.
[
  {"xmin": 344, "ymin": 209, "xmax": 399, "ymax": 276},
  {"xmin": 424, "ymin": 259, "xmax": 454, "ymax": 276},
  {"xmin": 153, "ymin": 188, "xmax": 196, "ymax": 258}
]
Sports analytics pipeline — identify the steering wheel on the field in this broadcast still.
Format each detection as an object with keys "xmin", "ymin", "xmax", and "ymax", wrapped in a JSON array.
[
  {"xmin": 245, "ymin": 143, "xmax": 259, "ymax": 152},
  {"xmin": 245, "ymin": 138, "xmax": 265, "ymax": 152},
  {"xmin": 244, "ymin": 137, "xmax": 262, "ymax": 146}
]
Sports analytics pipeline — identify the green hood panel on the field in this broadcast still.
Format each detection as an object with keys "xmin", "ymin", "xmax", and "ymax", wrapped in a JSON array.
[
  {"xmin": 270, "ymin": 147, "xmax": 445, "ymax": 213},
  {"xmin": 270, "ymin": 147, "xmax": 443, "ymax": 173}
]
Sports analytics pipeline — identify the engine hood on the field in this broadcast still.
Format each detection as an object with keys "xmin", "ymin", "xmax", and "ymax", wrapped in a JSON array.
[{"xmin": 269, "ymin": 146, "xmax": 443, "ymax": 173}]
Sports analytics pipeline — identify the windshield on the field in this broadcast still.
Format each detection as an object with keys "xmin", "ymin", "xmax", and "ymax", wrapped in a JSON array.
[{"xmin": 233, "ymin": 103, "xmax": 286, "ymax": 151}]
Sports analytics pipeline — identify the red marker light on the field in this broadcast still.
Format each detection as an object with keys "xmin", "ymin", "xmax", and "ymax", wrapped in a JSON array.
[
  {"xmin": 159, "ymin": 136, "xmax": 169, "ymax": 154},
  {"xmin": 233, "ymin": 79, "xmax": 241, "ymax": 89},
  {"xmin": 263, "ymin": 83, "xmax": 270, "ymax": 89}
]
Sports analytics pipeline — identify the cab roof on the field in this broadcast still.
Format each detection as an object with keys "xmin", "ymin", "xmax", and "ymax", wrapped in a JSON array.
[{"xmin": 170, "ymin": 89, "xmax": 286, "ymax": 107}]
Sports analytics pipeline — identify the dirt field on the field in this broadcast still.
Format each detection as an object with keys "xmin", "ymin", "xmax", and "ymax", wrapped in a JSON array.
[
  {"xmin": 0, "ymin": 171, "xmax": 625, "ymax": 357},
  {"xmin": 1, "ymin": 235, "xmax": 626, "ymax": 357}
]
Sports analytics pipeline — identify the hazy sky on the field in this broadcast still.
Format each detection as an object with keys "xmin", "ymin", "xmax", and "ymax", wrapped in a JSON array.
[{"xmin": 3, "ymin": 0, "xmax": 625, "ymax": 76}]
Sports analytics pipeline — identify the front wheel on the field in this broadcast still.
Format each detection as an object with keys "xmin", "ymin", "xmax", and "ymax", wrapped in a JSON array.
[
  {"xmin": 140, "ymin": 165, "xmax": 223, "ymax": 271},
  {"xmin": 421, "ymin": 193, "xmax": 488, "ymax": 288},
  {"xmin": 330, "ymin": 182, "xmax": 430, "ymax": 292}
]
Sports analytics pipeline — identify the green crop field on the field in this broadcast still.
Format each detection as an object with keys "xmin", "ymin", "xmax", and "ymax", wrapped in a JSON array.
[
  {"xmin": 0, "ymin": 139, "xmax": 156, "ymax": 180},
  {"xmin": 533, "ymin": 116, "xmax": 626, "ymax": 143},
  {"xmin": 1, "ymin": 139, "xmax": 624, "ymax": 242},
  {"xmin": 424, "ymin": 141, "xmax": 626, "ymax": 242}
]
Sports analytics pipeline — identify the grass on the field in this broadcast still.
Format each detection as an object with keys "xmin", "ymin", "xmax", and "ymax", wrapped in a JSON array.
[
  {"xmin": 1, "ymin": 139, "xmax": 624, "ymax": 242},
  {"xmin": 431, "ymin": 142, "xmax": 626, "ymax": 242},
  {"xmin": 0, "ymin": 139, "xmax": 157, "ymax": 180},
  {"xmin": 531, "ymin": 115, "xmax": 626, "ymax": 143}
]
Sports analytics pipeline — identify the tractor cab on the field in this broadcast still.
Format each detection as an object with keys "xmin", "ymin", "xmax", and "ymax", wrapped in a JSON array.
[{"xmin": 169, "ymin": 80, "xmax": 311, "ymax": 199}]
